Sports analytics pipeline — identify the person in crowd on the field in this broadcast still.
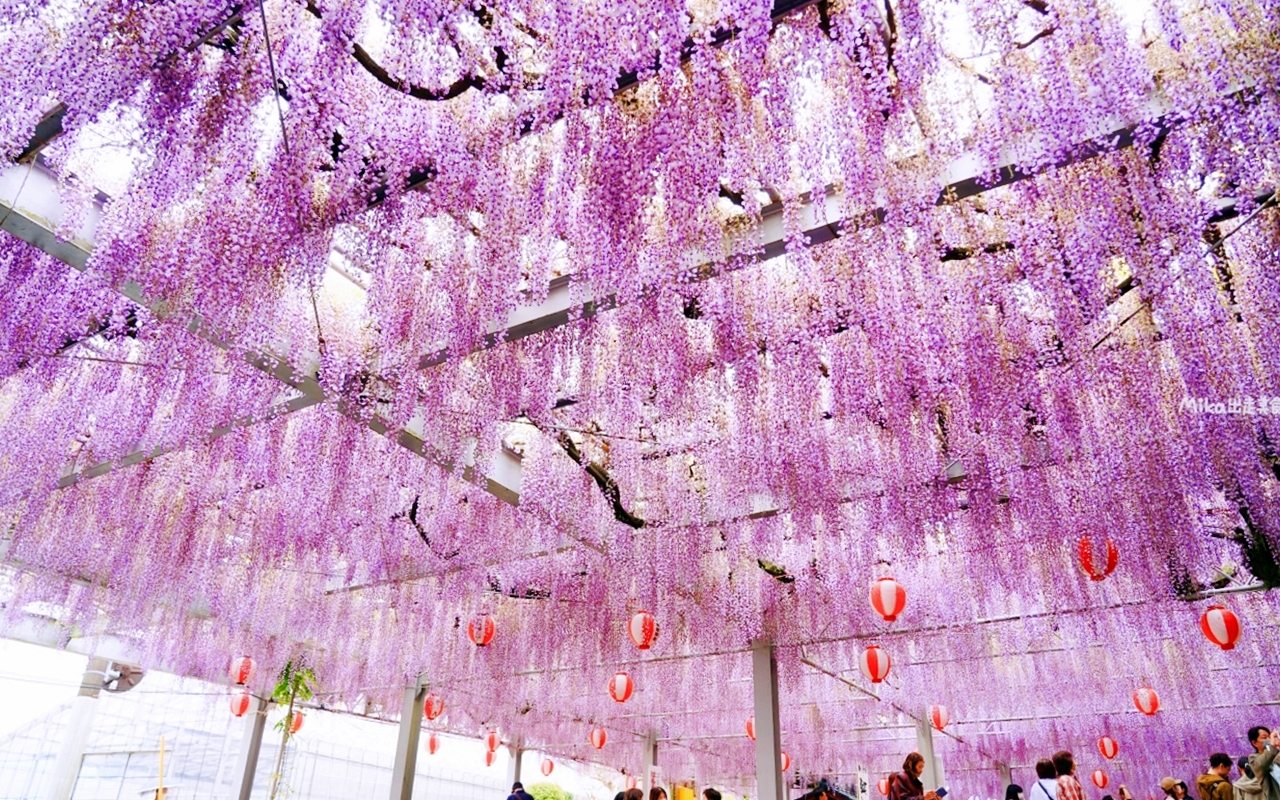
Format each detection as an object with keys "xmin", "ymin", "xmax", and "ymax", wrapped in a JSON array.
[
  {"xmin": 1006, "ymin": 784, "xmax": 1024, "ymax": 800},
  {"xmin": 1053, "ymin": 751, "xmax": 1084, "ymax": 800},
  {"xmin": 1118, "ymin": 785, "xmax": 1134, "ymax": 800},
  {"xmin": 889, "ymin": 753, "xmax": 926, "ymax": 800},
  {"xmin": 508, "ymin": 783, "xmax": 535, "ymax": 800},
  {"xmin": 1197, "ymin": 753, "xmax": 1235, "ymax": 800},
  {"xmin": 1160, "ymin": 778, "xmax": 1190, "ymax": 800},
  {"xmin": 614, "ymin": 793, "xmax": 625, "ymax": 800},
  {"xmin": 1029, "ymin": 758, "xmax": 1059, "ymax": 800},
  {"xmin": 1101, "ymin": 794, "xmax": 1114, "ymax": 800},
  {"xmin": 651, "ymin": 788, "xmax": 668, "ymax": 800},
  {"xmin": 704, "ymin": 789, "xmax": 722, "ymax": 800},
  {"xmin": 625, "ymin": 789, "xmax": 644, "ymax": 800},
  {"xmin": 1247, "ymin": 728, "xmax": 1280, "ymax": 800}
]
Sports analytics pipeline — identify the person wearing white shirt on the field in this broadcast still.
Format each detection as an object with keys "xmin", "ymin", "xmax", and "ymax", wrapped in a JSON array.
[{"xmin": 1028, "ymin": 759, "xmax": 1058, "ymax": 800}]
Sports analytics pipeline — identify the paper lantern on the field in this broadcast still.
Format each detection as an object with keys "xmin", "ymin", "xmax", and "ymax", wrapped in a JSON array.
[
  {"xmin": 1098, "ymin": 736, "xmax": 1119, "ymax": 760},
  {"xmin": 878, "ymin": 778, "xmax": 890, "ymax": 796},
  {"xmin": 1200, "ymin": 605, "xmax": 1241, "ymax": 650},
  {"xmin": 427, "ymin": 733, "xmax": 440, "ymax": 754},
  {"xmin": 929, "ymin": 705, "xmax": 949, "ymax": 731},
  {"xmin": 485, "ymin": 750, "xmax": 497, "ymax": 767},
  {"xmin": 1091, "ymin": 770, "xmax": 1108, "ymax": 789},
  {"xmin": 542, "ymin": 759, "xmax": 554, "ymax": 776},
  {"xmin": 229, "ymin": 691, "xmax": 252, "ymax": 718},
  {"xmin": 870, "ymin": 577, "xmax": 907, "ymax": 622},
  {"xmin": 1078, "ymin": 537, "xmax": 1119, "ymax": 581},
  {"xmin": 229, "ymin": 656, "xmax": 255, "ymax": 686},
  {"xmin": 289, "ymin": 711, "xmax": 304, "ymax": 734},
  {"xmin": 628, "ymin": 610, "xmax": 659, "ymax": 650},
  {"xmin": 781, "ymin": 751, "xmax": 792, "ymax": 772},
  {"xmin": 746, "ymin": 716, "xmax": 755, "ymax": 740},
  {"xmin": 468, "ymin": 616, "xmax": 496, "ymax": 647},
  {"xmin": 484, "ymin": 730, "xmax": 500, "ymax": 752},
  {"xmin": 591, "ymin": 727, "xmax": 608, "ymax": 749},
  {"xmin": 423, "ymin": 693, "xmax": 445, "ymax": 721},
  {"xmin": 1133, "ymin": 686, "xmax": 1160, "ymax": 715},
  {"xmin": 860, "ymin": 645, "xmax": 891, "ymax": 683},
  {"xmin": 608, "ymin": 671, "xmax": 634, "ymax": 703}
]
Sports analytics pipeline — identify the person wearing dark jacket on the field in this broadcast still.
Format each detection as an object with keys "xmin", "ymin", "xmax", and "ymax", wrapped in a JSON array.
[
  {"xmin": 889, "ymin": 753, "xmax": 926, "ymax": 800},
  {"xmin": 508, "ymin": 783, "xmax": 535, "ymax": 800},
  {"xmin": 1197, "ymin": 753, "xmax": 1234, "ymax": 800}
]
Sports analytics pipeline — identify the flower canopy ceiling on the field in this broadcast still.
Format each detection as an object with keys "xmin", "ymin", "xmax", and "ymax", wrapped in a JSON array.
[{"xmin": 1, "ymin": 0, "xmax": 1279, "ymax": 793}]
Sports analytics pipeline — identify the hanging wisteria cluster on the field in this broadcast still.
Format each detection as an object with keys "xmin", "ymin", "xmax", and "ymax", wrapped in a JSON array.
[{"xmin": 2, "ymin": 0, "xmax": 1280, "ymax": 795}]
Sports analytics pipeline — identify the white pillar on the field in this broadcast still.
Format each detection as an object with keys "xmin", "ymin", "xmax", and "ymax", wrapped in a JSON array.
[
  {"xmin": 390, "ymin": 681, "xmax": 426, "ymax": 800},
  {"xmin": 642, "ymin": 733, "xmax": 658, "ymax": 794},
  {"xmin": 752, "ymin": 639, "xmax": 784, "ymax": 800},
  {"xmin": 234, "ymin": 695, "xmax": 269, "ymax": 800},
  {"xmin": 46, "ymin": 656, "xmax": 108, "ymax": 800},
  {"xmin": 998, "ymin": 764, "xmax": 1012, "ymax": 793},
  {"xmin": 915, "ymin": 716, "xmax": 945, "ymax": 791},
  {"xmin": 506, "ymin": 744, "xmax": 524, "ymax": 789}
]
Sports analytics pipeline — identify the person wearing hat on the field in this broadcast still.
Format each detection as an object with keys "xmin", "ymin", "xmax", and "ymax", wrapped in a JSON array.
[
  {"xmin": 1160, "ymin": 777, "xmax": 1190, "ymax": 800},
  {"xmin": 508, "ymin": 782, "xmax": 535, "ymax": 800},
  {"xmin": 1196, "ymin": 754, "xmax": 1235, "ymax": 800}
]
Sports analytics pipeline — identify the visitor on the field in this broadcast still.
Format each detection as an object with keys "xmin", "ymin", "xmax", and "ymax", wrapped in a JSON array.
[
  {"xmin": 1053, "ymin": 751, "xmax": 1084, "ymax": 800},
  {"xmin": 614, "ymin": 793, "xmax": 625, "ymax": 800},
  {"xmin": 1238, "ymin": 755, "xmax": 1269, "ymax": 800},
  {"xmin": 889, "ymin": 753, "xmax": 926, "ymax": 800},
  {"xmin": 1029, "ymin": 759, "xmax": 1059, "ymax": 800},
  {"xmin": 509, "ymin": 783, "xmax": 535, "ymax": 800},
  {"xmin": 705, "ymin": 789, "xmax": 722, "ymax": 800},
  {"xmin": 1198, "ymin": 753, "xmax": 1235, "ymax": 800},
  {"xmin": 1161, "ymin": 778, "xmax": 1191, "ymax": 800},
  {"xmin": 651, "ymin": 788, "xmax": 668, "ymax": 800},
  {"xmin": 1247, "ymin": 728, "xmax": 1280, "ymax": 800},
  {"xmin": 1006, "ymin": 784, "xmax": 1024, "ymax": 800},
  {"xmin": 625, "ymin": 789, "xmax": 644, "ymax": 800}
]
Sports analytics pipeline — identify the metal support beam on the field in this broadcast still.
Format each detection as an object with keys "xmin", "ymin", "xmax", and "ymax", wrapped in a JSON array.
[
  {"xmin": 45, "ymin": 655, "xmax": 108, "ymax": 800},
  {"xmin": 752, "ymin": 639, "xmax": 784, "ymax": 800},
  {"xmin": 507, "ymin": 745, "xmax": 523, "ymax": 789},
  {"xmin": 390, "ymin": 680, "xmax": 426, "ymax": 800},
  {"xmin": 915, "ymin": 715, "xmax": 945, "ymax": 791},
  {"xmin": 234, "ymin": 695, "xmax": 269, "ymax": 800},
  {"xmin": 642, "ymin": 732, "xmax": 659, "ymax": 794}
]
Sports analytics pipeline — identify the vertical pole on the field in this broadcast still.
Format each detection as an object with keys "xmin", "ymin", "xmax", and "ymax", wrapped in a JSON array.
[
  {"xmin": 642, "ymin": 733, "xmax": 658, "ymax": 794},
  {"xmin": 914, "ymin": 716, "xmax": 944, "ymax": 791},
  {"xmin": 46, "ymin": 656, "xmax": 108, "ymax": 800},
  {"xmin": 752, "ymin": 639, "xmax": 783, "ymax": 800},
  {"xmin": 998, "ymin": 764, "xmax": 1012, "ymax": 794},
  {"xmin": 390, "ymin": 680, "xmax": 426, "ymax": 800},
  {"xmin": 234, "ymin": 696, "xmax": 269, "ymax": 800},
  {"xmin": 506, "ymin": 745, "xmax": 523, "ymax": 789}
]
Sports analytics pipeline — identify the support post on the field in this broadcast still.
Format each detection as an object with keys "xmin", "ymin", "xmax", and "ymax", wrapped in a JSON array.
[
  {"xmin": 234, "ymin": 695, "xmax": 269, "ymax": 800},
  {"xmin": 507, "ymin": 745, "xmax": 523, "ymax": 789},
  {"xmin": 914, "ymin": 716, "xmax": 945, "ymax": 791},
  {"xmin": 390, "ymin": 679, "xmax": 426, "ymax": 800},
  {"xmin": 998, "ymin": 764, "xmax": 1012, "ymax": 793},
  {"xmin": 46, "ymin": 656, "xmax": 108, "ymax": 800},
  {"xmin": 642, "ymin": 732, "xmax": 658, "ymax": 794},
  {"xmin": 752, "ymin": 639, "xmax": 784, "ymax": 800}
]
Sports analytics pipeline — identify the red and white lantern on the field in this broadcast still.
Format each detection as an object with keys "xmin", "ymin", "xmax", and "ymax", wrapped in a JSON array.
[
  {"xmin": 870, "ymin": 577, "xmax": 907, "ymax": 622},
  {"xmin": 591, "ymin": 727, "xmax": 608, "ymax": 749},
  {"xmin": 229, "ymin": 691, "xmax": 252, "ymax": 718},
  {"xmin": 1200, "ymin": 605, "xmax": 1241, "ymax": 650},
  {"xmin": 860, "ymin": 645, "xmax": 891, "ymax": 683},
  {"xmin": 542, "ymin": 759, "xmax": 554, "ymax": 776},
  {"xmin": 929, "ymin": 705, "xmax": 949, "ymax": 731},
  {"xmin": 1078, "ymin": 537, "xmax": 1119, "ymax": 581},
  {"xmin": 746, "ymin": 716, "xmax": 755, "ymax": 740},
  {"xmin": 1132, "ymin": 686, "xmax": 1160, "ymax": 716},
  {"xmin": 484, "ymin": 730, "xmax": 500, "ymax": 752},
  {"xmin": 781, "ymin": 751, "xmax": 792, "ymax": 772},
  {"xmin": 427, "ymin": 733, "xmax": 440, "ymax": 755},
  {"xmin": 1098, "ymin": 735, "xmax": 1119, "ymax": 760},
  {"xmin": 485, "ymin": 750, "xmax": 497, "ymax": 767},
  {"xmin": 289, "ymin": 711, "xmax": 304, "ymax": 735},
  {"xmin": 608, "ymin": 671, "xmax": 634, "ymax": 703},
  {"xmin": 1091, "ymin": 770, "xmax": 1108, "ymax": 789},
  {"xmin": 628, "ymin": 610, "xmax": 659, "ymax": 650},
  {"xmin": 423, "ymin": 693, "xmax": 445, "ymax": 721},
  {"xmin": 468, "ymin": 616, "xmax": 496, "ymax": 647},
  {"xmin": 878, "ymin": 778, "xmax": 891, "ymax": 796},
  {"xmin": 229, "ymin": 656, "xmax": 255, "ymax": 686}
]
